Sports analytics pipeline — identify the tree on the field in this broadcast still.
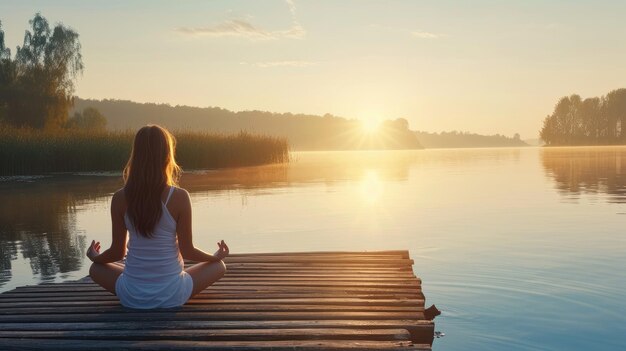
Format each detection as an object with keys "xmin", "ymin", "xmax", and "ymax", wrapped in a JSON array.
[
  {"xmin": 1, "ymin": 13, "xmax": 83, "ymax": 129},
  {"xmin": 65, "ymin": 107, "xmax": 107, "ymax": 131},
  {"xmin": 579, "ymin": 97, "xmax": 601, "ymax": 142},
  {"xmin": 604, "ymin": 89, "xmax": 626, "ymax": 141}
]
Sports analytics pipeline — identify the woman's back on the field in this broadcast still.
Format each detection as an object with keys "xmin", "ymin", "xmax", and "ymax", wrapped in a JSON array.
[
  {"xmin": 115, "ymin": 186, "xmax": 193, "ymax": 308},
  {"xmin": 87, "ymin": 124, "xmax": 228, "ymax": 310}
]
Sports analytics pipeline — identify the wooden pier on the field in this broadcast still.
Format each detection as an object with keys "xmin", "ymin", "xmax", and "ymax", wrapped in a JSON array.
[{"xmin": 0, "ymin": 250, "xmax": 436, "ymax": 350}]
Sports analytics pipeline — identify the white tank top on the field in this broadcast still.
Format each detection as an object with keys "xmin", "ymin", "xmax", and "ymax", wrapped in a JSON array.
[{"xmin": 115, "ymin": 186, "xmax": 193, "ymax": 309}]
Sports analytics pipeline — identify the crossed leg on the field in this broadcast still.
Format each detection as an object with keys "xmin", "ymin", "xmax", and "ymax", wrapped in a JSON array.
[
  {"xmin": 89, "ymin": 260, "xmax": 226, "ymax": 298},
  {"xmin": 185, "ymin": 260, "xmax": 227, "ymax": 297},
  {"xmin": 89, "ymin": 262, "xmax": 124, "ymax": 295}
]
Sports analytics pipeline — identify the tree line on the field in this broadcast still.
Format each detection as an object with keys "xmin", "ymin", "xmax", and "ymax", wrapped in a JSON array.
[
  {"xmin": 72, "ymin": 98, "xmax": 423, "ymax": 150},
  {"xmin": 540, "ymin": 89, "xmax": 626, "ymax": 146},
  {"xmin": 414, "ymin": 130, "xmax": 527, "ymax": 148}
]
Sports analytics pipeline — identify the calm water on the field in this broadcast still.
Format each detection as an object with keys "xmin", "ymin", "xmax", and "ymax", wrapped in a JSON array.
[{"xmin": 1, "ymin": 147, "xmax": 625, "ymax": 350}]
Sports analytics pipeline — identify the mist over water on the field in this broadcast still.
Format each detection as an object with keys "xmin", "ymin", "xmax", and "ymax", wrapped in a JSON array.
[{"xmin": 1, "ymin": 147, "xmax": 625, "ymax": 350}]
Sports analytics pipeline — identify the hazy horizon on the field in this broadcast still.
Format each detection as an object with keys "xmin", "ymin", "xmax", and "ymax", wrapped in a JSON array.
[{"xmin": 2, "ymin": 0, "xmax": 626, "ymax": 139}]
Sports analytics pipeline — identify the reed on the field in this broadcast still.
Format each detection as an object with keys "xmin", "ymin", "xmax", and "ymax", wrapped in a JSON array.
[{"xmin": 0, "ymin": 126, "xmax": 289, "ymax": 176}]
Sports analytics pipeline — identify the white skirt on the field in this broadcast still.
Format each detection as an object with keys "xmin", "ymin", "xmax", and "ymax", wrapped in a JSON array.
[{"xmin": 115, "ymin": 271, "xmax": 194, "ymax": 309}]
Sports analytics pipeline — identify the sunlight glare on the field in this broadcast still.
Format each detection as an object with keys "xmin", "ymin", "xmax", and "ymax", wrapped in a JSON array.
[{"xmin": 359, "ymin": 170, "xmax": 383, "ymax": 205}]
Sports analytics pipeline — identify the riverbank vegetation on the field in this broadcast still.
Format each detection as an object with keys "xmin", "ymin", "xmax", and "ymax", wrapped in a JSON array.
[
  {"xmin": 540, "ymin": 88, "xmax": 626, "ymax": 146},
  {"xmin": 0, "ymin": 126, "xmax": 289, "ymax": 176}
]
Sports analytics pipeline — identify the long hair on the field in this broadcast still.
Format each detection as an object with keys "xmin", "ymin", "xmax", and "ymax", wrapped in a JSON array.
[{"xmin": 123, "ymin": 125, "xmax": 181, "ymax": 237}]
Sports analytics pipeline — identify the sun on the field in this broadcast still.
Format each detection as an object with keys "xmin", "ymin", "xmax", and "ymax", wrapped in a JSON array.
[{"xmin": 361, "ymin": 119, "xmax": 381, "ymax": 134}]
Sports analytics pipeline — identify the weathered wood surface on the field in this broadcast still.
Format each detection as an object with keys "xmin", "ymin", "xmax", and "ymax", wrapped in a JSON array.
[{"xmin": 0, "ymin": 251, "xmax": 434, "ymax": 350}]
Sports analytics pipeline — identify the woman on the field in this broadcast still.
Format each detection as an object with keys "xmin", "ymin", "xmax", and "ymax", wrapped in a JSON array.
[{"xmin": 86, "ymin": 125, "xmax": 228, "ymax": 309}]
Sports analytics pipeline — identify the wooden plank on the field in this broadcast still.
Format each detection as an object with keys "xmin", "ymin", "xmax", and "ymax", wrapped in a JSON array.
[
  {"xmin": 65, "ymin": 284, "xmax": 421, "ymax": 292},
  {"xmin": 9, "ymin": 288, "xmax": 422, "ymax": 297},
  {"xmin": 0, "ymin": 328, "xmax": 412, "ymax": 341},
  {"xmin": 218, "ymin": 262, "xmax": 414, "ymax": 268},
  {"xmin": 0, "ymin": 292, "xmax": 424, "ymax": 301},
  {"xmin": 0, "ymin": 311, "xmax": 426, "ymax": 323},
  {"xmin": 225, "ymin": 272, "xmax": 416, "ymax": 277},
  {"xmin": 223, "ymin": 254, "xmax": 409, "ymax": 258},
  {"xmin": 0, "ymin": 288, "xmax": 424, "ymax": 296},
  {"xmin": 7, "ymin": 289, "xmax": 424, "ymax": 300},
  {"xmin": 5, "ymin": 292, "xmax": 422, "ymax": 301},
  {"xmin": 4, "ymin": 284, "xmax": 423, "ymax": 292},
  {"xmin": 210, "ymin": 264, "xmax": 413, "ymax": 269},
  {"xmin": 205, "ymin": 268, "xmax": 414, "ymax": 273},
  {"xmin": 219, "ymin": 258, "xmax": 414, "ymax": 264},
  {"xmin": 212, "ymin": 258, "xmax": 410, "ymax": 264},
  {"xmin": 214, "ymin": 279, "xmax": 420, "ymax": 284},
  {"xmin": 0, "ymin": 321, "xmax": 434, "ymax": 345},
  {"xmin": 0, "ymin": 304, "xmax": 424, "ymax": 315},
  {"xmin": 8, "ymin": 289, "xmax": 423, "ymax": 296},
  {"xmin": 34, "ymin": 275, "xmax": 421, "ymax": 283},
  {"xmin": 0, "ymin": 292, "xmax": 423, "ymax": 301},
  {"xmin": 224, "ymin": 251, "xmax": 410, "ymax": 258},
  {"xmin": 217, "ymin": 259, "xmax": 413, "ymax": 269},
  {"xmin": 30, "ymin": 280, "xmax": 419, "ymax": 288},
  {"xmin": 12, "ymin": 282, "xmax": 421, "ymax": 293},
  {"xmin": 0, "ymin": 339, "xmax": 430, "ymax": 351},
  {"xmin": 197, "ymin": 275, "xmax": 419, "ymax": 280},
  {"xmin": 13, "ymin": 280, "xmax": 422, "ymax": 288},
  {"xmin": 0, "ymin": 296, "xmax": 423, "ymax": 305},
  {"xmin": 0, "ymin": 298, "xmax": 424, "ymax": 308},
  {"xmin": 235, "ymin": 262, "xmax": 409, "ymax": 268},
  {"xmin": 207, "ymin": 269, "xmax": 415, "ymax": 274},
  {"xmin": 0, "ymin": 320, "xmax": 433, "ymax": 332},
  {"xmin": 40, "ymin": 276, "xmax": 419, "ymax": 283},
  {"xmin": 187, "ymin": 273, "xmax": 417, "ymax": 278}
]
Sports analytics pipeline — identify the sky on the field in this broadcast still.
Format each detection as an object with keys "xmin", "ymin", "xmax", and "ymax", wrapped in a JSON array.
[{"xmin": 2, "ymin": 0, "xmax": 626, "ymax": 138}]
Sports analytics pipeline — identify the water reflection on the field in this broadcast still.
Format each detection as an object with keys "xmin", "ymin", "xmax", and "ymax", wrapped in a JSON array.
[
  {"xmin": 182, "ymin": 151, "xmax": 414, "ymax": 191},
  {"xmin": 541, "ymin": 146, "xmax": 626, "ymax": 203},
  {"xmin": 0, "ymin": 177, "xmax": 121, "ymax": 286}
]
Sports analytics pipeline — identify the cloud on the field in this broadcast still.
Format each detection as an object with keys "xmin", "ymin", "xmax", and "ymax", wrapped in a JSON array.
[
  {"xmin": 526, "ymin": 22, "xmax": 564, "ymax": 31},
  {"xmin": 370, "ymin": 24, "xmax": 444, "ymax": 39},
  {"xmin": 240, "ymin": 60, "xmax": 317, "ymax": 68},
  {"xmin": 411, "ymin": 31, "xmax": 441, "ymax": 39},
  {"xmin": 176, "ymin": 0, "xmax": 306, "ymax": 40},
  {"xmin": 285, "ymin": 0, "xmax": 297, "ymax": 20},
  {"xmin": 176, "ymin": 19, "xmax": 276, "ymax": 40}
]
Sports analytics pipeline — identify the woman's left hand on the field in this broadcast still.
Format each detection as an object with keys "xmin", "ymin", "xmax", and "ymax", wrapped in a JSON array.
[
  {"xmin": 215, "ymin": 240, "xmax": 229, "ymax": 260},
  {"xmin": 87, "ymin": 240, "xmax": 101, "ymax": 262}
]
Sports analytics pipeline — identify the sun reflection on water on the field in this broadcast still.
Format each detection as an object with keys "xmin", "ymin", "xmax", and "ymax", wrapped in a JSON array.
[{"xmin": 358, "ymin": 170, "xmax": 384, "ymax": 205}]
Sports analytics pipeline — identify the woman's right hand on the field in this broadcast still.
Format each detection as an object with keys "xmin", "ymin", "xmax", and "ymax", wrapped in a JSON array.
[{"xmin": 214, "ymin": 240, "xmax": 229, "ymax": 260}]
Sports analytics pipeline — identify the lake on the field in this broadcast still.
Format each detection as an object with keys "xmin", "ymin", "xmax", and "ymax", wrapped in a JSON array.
[{"xmin": 1, "ymin": 147, "xmax": 625, "ymax": 350}]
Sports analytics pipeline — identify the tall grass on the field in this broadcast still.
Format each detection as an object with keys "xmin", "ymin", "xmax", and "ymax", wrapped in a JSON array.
[{"xmin": 0, "ymin": 126, "xmax": 289, "ymax": 176}]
